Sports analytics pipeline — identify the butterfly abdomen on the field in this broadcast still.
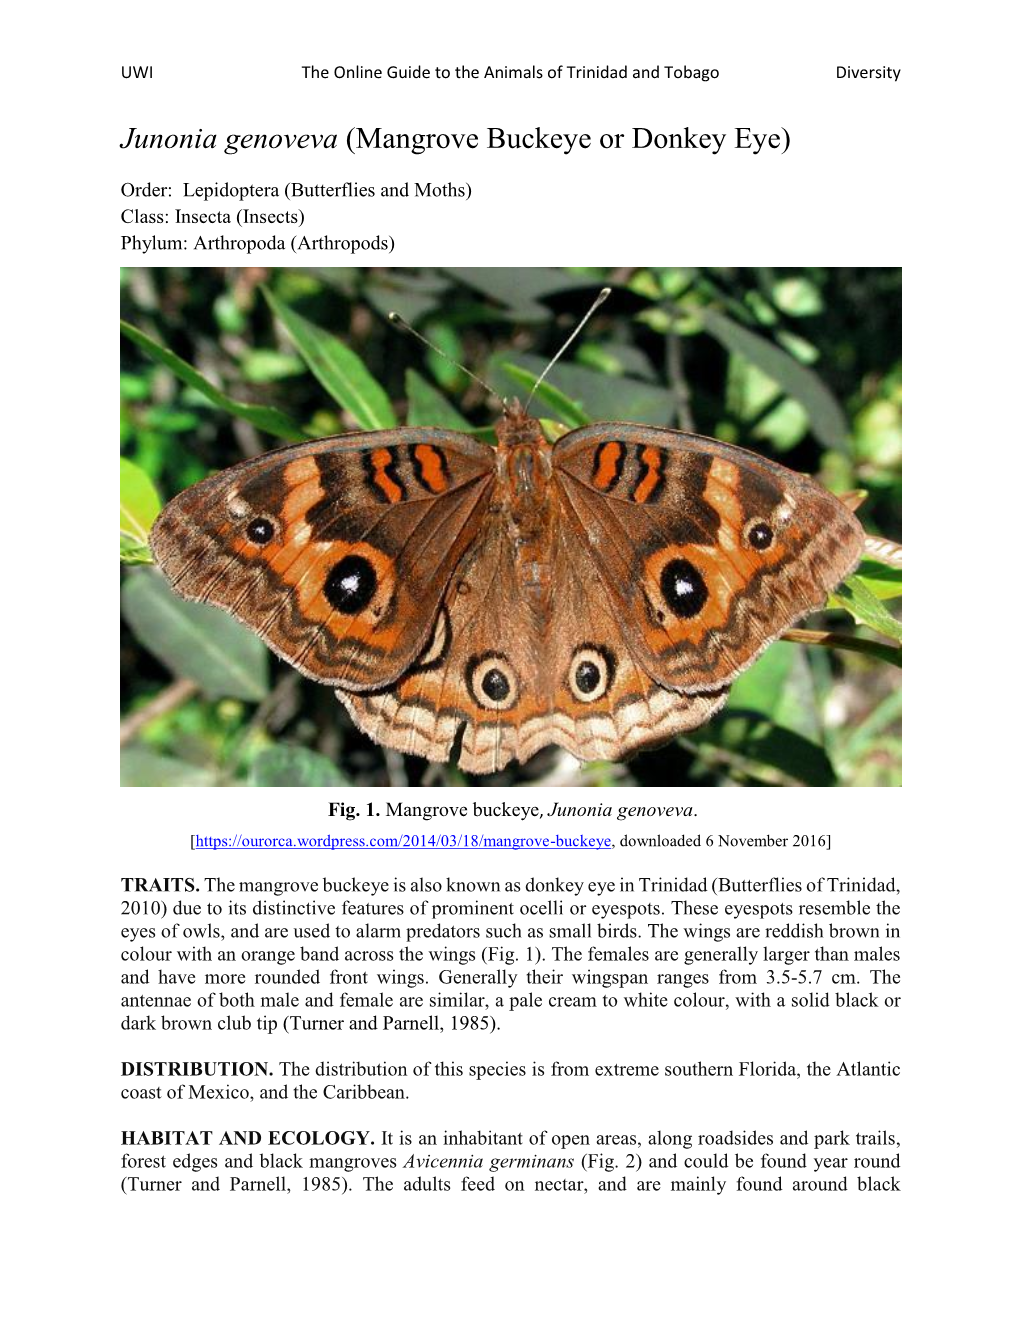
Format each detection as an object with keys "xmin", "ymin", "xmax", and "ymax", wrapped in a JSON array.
[{"xmin": 497, "ymin": 437, "xmax": 559, "ymax": 621}]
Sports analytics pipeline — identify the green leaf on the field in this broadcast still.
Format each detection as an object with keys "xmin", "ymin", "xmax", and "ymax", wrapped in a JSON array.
[
  {"xmin": 491, "ymin": 353, "xmax": 676, "ymax": 426},
  {"xmin": 122, "ymin": 569, "xmax": 270, "ymax": 701},
  {"xmin": 725, "ymin": 646, "xmax": 823, "ymax": 749},
  {"xmin": 362, "ymin": 268, "xmax": 451, "ymax": 325},
  {"xmin": 120, "ymin": 457, "xmax": 162, "ymax": 542},
  {"xmin": 120, "ymin": 371, "xmax": 150, "ymax": 402},
  {"xmin": 142, "ymin": 405, "xmax": 201, "ymax": 433},
  {"xmin": 121, "ymin": 748, "xmax": 216, "ymax": 787},
  {"xmin": 831, "ymin": 577, "xmax": 902, "ymax": 642},
  {"xmin": 240, "ymin": 348, "xmax": 308, "ymax": 383},
  {"xmin": 405, "ymin": 369, "xmax": 470, "ymax": 429},
  {"xmin": 493, "ymin": 361, "xmax": 590, "ymax": 429},
  {"xmin": 250, "ymin": 746, "xmax": 348, "ymax": 787},
  {"xmin": 416, "ymin": 320, "xmax": 465, "ymax": 392},
  {"xmin": 263, "ymin": 288, "xmax": 397, "ymax": 430},
  {"xmin": 840, "ymin": 689, "xmax": 903, "ymax": 763},
  {"xmin": 120, "ymin": 320, "xmax": 306, "ymax": 443},
  {"xmin": 771, "ymin": 276, "xmax": 824, "ymax": 317},
  {"xmin": 120, "ymin": 536, "xmax": 155, "ymax": 565},
  {"xmin": 854, "ymin": 397, "xmax": 902, "ymax": 468},
  {"xmin": 726, "ymin": 353, "xmax": 810, "ymax": 452},
  {"xmin": 770, "ymin": 645, "xmax": 824, "ymax": 743},
  {"xmin": 852, "ymin": 560, "xmax": 902, "ymax": 600},
  {"xmin": 442, "ymin": 267, "xmax": 594, "ymax": 321},
  {"xmin": 728, "ymin": 644, "xmax": 794, "ymax": 721},
  {"xmin": 698, "ymin": 306, "xmax": 850, "ymax": 451},
  {"xmin": 576, "ymin": 342, "xmax": 658, "ymax": 381},
  {"xmin": 693, "ymin": 713, "xmax": 837, "ymax": 786}
]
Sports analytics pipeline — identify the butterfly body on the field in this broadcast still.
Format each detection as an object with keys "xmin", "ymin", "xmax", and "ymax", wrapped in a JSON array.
[{"xmin": 150, "ymin": 405, "xmax": 864, "ymax": 774}]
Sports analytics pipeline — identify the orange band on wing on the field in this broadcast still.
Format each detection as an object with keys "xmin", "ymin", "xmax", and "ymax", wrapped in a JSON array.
[
  {"xmin": 592, "ymin": 440, "xmax": 624, "ymax": 490},
  {"xmin": 369, "ymin": 448, "xmax": 404, "ymax": 503},
  {"xmin": 633, "ymin": 446, "xmax": 664, "ymax": 504},
  {"xmin": 413, "ymin": 443, "xmax": 449, "ymax": 493}
]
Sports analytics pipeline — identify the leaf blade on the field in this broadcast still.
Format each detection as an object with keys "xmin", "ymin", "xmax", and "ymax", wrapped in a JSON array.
[
  {"xmin": 851, "ymin": 560, "xmax": 902, "ymax": 600},
  {"xmin": 692, "ymin": 713, "xmax": 837, "ymax": 787},
  {"xmin": 250, "ymin": 746, "xmax": 348, "ymax": 787},
  {"xmin": 491, "ymin": 361, "xmax": 590, "ymax": 428},
  {"xmin": 120, "ymin": 748, "xmax": 217, "ymax": 787},
  {"xmin": 491, "ymin": 352, "xmax": 677, "ymax": 426},
  {"xmin": 405, "ymin": 369, "xmax": 470, "ymax": 429},
  {"xmin": 698, "ymin": 305, "xmax": 850, "ymax": 451},
  {"xmin": 122, "ymin": 569, "xmax": 270, "ymax": 701},
  {"xmin": 263, "ymin": 288, "xmax": 397, "ymax": 430},
  {"xmin": 120, "ymin": 320, "xmax": 306, "ymax": 442},
  {"xmin": 120, "ymin": 457, "xmax": 162, "ymax": 542},
  {"xmin": 831, "ymin": 577, "xmax": 903, "ymax": 642}
]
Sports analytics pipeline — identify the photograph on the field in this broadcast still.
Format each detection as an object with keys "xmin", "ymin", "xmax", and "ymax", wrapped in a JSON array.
[{"xmin": 120, "ymin": 266, "xmax": 902, "ymax": 788}]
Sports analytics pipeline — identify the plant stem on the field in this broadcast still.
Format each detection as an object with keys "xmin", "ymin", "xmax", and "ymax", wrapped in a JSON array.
[{"xmin": 120, "ymin": 678, "xmax": 200, "ymax": 747}]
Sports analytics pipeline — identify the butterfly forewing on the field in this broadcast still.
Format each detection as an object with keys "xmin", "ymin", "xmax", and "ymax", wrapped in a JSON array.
[{"xmin": 149, "ymin": 430, "xmax": 495, "ymax": 690}]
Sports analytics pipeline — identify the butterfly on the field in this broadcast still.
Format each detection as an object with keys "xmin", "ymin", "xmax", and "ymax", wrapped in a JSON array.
[{"xmin": 149, "ymin": 400, "xmax": 864, "ymax": 774}]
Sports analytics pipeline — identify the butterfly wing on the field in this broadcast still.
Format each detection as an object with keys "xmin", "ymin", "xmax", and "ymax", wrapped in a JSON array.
[
  {"xmin": 553, "ymin": 423, "xmax": 864, "ymax": 692},
  {"xmin": 149, "ymin": 430, "xmax": 495, "ymax": 690},
  {"xmin": 151, "ymin": 420, "xmax": 862, "ymax": 772},
  {"xmin": 524, "ymin": 513, "xmax": 731, "ymax": 767},
  {"xmin": 341, "ymin": 488, "xmax": 729, "ymax": 774}
]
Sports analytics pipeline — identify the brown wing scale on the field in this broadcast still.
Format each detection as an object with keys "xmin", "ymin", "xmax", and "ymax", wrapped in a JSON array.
[
  {"xmin": 554, "ymin": 423, "xmax": 864, "ymax": 692},
  {"xmin": 149, "ymin": 430, "xmax": 495, "ymax": 690},
  {"xmin": 151, "ymin": 413, "xmax": 865, "ymax": 773},
  {"xmin": 341, "ymin": 461, "xmax": 730, "ymax": 775}
]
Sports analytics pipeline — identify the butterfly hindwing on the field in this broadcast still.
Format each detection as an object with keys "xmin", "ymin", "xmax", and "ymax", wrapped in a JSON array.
[{"xmin": 341, "ymin": 491, "xmax": 730, "ymax": 774}]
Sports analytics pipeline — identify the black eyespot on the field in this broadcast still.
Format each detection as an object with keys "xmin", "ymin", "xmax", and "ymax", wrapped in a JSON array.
[
  {"xmin": 660, "ymin": 558, "xmax": 708, "ymax": 619},
  {"xmin": 466, "ymin": 653, "xmax": 520, "ymax": 710},
  {"xmin": 481, "ymin": 669, "xmax": 510, "ymax": 702},
  {"xmin": 748, "ymin": 522, "xmax": 774, "ymax": 550},
  {"xmin": 575, "ymin": 661, "xmax": 600, "ymax": 694},
  {"xmin": 568, "ymin": 646, "xmax": 615, "ymax": 703},
  {"xmin": 324, "ymin": 555, "xmax": 377, "ymax": 614},
  {"xmin": 246, "ymin": 517, "xmax": 274, "ymax": 545}
]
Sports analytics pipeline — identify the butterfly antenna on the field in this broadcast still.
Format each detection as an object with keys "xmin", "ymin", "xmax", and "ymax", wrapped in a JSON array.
[
  {"xmin": 526, "ymin": 286, "xmax": 612, "ymax": 410},
  {"xmin": 388, "ymin": 312, "xmax": 505, "ymax": 409}
]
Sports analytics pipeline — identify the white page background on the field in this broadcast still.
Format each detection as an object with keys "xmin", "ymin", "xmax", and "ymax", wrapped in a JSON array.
[{"xmin": 9, "ymin": 3, "xmax": 1014, "ymax": 1316}]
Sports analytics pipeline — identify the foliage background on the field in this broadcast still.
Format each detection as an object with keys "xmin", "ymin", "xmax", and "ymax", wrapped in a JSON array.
[{"xmin": 120, "ymin": 266, "xmax": 901, "ymax": 788}]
